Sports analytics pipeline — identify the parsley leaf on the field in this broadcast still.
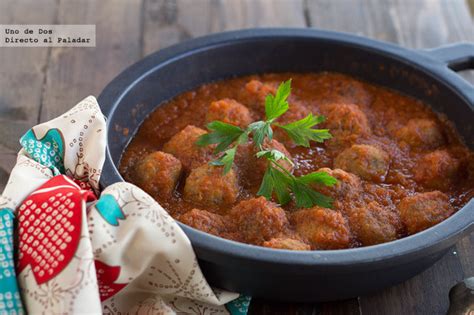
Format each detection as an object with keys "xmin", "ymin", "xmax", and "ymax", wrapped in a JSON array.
[
  {"xmin": 210, "ymin": 146, "xmax": 237, "ymax": 174},
  {"xmin": 298, "ymin": 171, "xmax": 338, "ymax": 186},
  {"xmin": 248, "ymin": 121, "xmax": 273, "ymax": 149},
  {"xmin": 198, "ymin": 79, "xmax": 337, "ymax": 208},
  {"xmin": 271, "ymin": 168, "xmax": 292, "ymax": 205},
  {"xmin": 257, "ymin": 165, "xmax": 291, "ymax": 205},
  {"xmin": 257, "ymin": 158, "xmax": 335, "ymax": 208},
  {"xmin": 290, "ymin": 180, "xmax": 334, "ymax": 208},
  {"xmin": 278, "ymin": 113, "xmax": 331, "ymax": 147},
  {"xmin": 265, "ymin": 79, "xmax": 291, "ymax": 121},
  {"xmin": 257, "ymin": 165, "xmax": 274, "ymax": 199},
  {"xmin": 256, "ymin": 149, "xmax": 294, "ymax": 166},
  {"xmin": 196, "ymin": 121, "xmax": 244, "ymax": 153}
]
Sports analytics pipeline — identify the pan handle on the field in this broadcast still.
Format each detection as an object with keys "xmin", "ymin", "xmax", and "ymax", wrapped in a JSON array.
[{"xmin": 423, "ymin": 42, "xmax": 474, "ymax": 72}]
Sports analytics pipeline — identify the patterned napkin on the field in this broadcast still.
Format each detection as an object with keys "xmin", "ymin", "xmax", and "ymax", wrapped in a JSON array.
[{"xmin": 0, "ymin": 96, "xmax": 251, "ymax": 315}]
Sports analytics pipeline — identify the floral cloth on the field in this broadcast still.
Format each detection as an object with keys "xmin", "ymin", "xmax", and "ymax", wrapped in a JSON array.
[{"xmin": 0, "ymin": 96, "xmax": 250, "ymax": 315}]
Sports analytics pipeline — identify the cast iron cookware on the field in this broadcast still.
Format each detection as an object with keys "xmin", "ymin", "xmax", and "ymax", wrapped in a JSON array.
[{"xmin": 98, "ymin": 29, "xmax": 474, "ymax": 302}]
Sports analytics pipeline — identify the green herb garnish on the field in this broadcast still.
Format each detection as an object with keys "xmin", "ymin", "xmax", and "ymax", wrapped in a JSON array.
[
  {"xmin": 277, "ymin": 113, "xmax": 331, "ymax": 147},
  {"xmin": 196, "ymin": 121, "xmax": 245, "ymax": 153},
  {"xmin": 197, "ymin": 79, "xmax": 336, "ymax": 208}
]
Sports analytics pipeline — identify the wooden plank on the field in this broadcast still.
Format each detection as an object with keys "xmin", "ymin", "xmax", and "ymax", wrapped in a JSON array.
[
  {"xmin": 320, "ymin": 299, "xmax": 361, "ymax": 315},
  {"xmin": 40, "ymin": 0, "xmax": 142, "ymax": 121},
  {"xmin": 306, "ymin": 0, "xmax": 474, "ymax": 314},
  {"xmin": 457, "ymin": 234, "xmax": 474, "ymax": 276},
  {"xmin": 388, "ymin": 0, "xmax": 474, "ymax": 83},
  {"xmin": 142, "ymin": 0, "xmax": 306, "ymax": 55},
  {"xmin": 248, "ymin": 298, "xmax": 361, "ymax": 315},
  {"xmin": 248, "ymin": 300, "xmax": 317, "ymax": 315},
  {"xmin": 306, "ymin": 0, "xmax": 474, "ymax": 83},
  {"xmin": 360, "ymin": 250, "xmax": 464, "ymax": 315},
  {"xmin": 0, "ymin": 0, "xmax": 57, "ymax": 187},
  {"xmin": 392, "ymin": 0, "xmax": 473, "ymax": 47},
  {"xmin": 306, "ymin": 0, "xmax": 474, "ymax": 47},
  {"xmin": 213, "ymin": 0, "xmax": 306, "ymax": 30},
  {"xmin": 143, "ymin": 0, "xmax": 219, "ymax": 54},
  {"xmin": 0, "ymin": 153, "xmax": 17, "ymax": 192},
  {"xmin": 306, "ymin": 0, "xmax": 395, "ymax": 41}
]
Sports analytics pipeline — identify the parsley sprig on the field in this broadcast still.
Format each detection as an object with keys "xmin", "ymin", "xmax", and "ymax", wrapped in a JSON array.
[{"xmin": 197, "ymin": 79, "xmax": 337, "ymax": 208}]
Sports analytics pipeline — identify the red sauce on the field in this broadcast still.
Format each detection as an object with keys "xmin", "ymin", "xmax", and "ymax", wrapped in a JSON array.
[{"xmin": 120, "ymin": 72, "xmax": 474, "ymax": 250}]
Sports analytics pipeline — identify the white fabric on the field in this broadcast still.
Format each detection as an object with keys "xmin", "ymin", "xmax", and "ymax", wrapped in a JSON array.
[{"xmin": 0, "ymin": 96, "xmax": 242, "ymax": 314}]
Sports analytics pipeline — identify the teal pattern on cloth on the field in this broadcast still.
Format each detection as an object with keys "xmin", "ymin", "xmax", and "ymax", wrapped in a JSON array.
[
  {"xmin": 0, "ymin": 208, "xmax": 25, "ymax": 315},
  {"xmin": 20, "ymin": 128, "xmax": 65, "ymax": 175},
  {"xmin": 95, "ymin": 194, "xmax": 125, "ymax": 226},
  {"xmin": 226, "ymin": 295, "xmax": 251, "ymax": 315}
]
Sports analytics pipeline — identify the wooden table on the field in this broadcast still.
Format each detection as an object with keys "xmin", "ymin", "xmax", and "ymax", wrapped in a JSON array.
[{"xmin": 0, "ymin": 1, "xmax": 473, "ymax": 314}]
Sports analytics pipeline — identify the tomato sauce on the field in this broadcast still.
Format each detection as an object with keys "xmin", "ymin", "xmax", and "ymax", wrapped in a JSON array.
[{"xmin": 120, "ymin": 72, "xmax": 473, "ymax": 250}]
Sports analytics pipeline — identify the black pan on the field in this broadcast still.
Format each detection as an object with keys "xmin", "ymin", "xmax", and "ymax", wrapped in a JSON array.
[{"xmin": 98, "ymin": 29, "xmax": 474, "ymax": 302}]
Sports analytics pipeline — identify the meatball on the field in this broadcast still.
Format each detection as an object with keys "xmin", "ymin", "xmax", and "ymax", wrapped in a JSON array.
[
  {"xmin": 398, "ymin": 191, "xmax": 454, "ymax": 235},
  {"xmin": 291, "ymin": 207, "xmax": 351, "ymax": 250},
  {"xmin": 348, "ymin": 201, "xmax": 399, "ymax": 246},
  {"xmin": 134, "ymin": 151, "xmax": 182, "ymax": 198},
  {"xmin": 205, "ymin": 98, "xmax": 253, "ymax": 128},
  {"xmin": 312, "ymin": 73, "xmax": 373, "ymax": 107},
  {"xmin": 334, "ymin": 144, "xmax": 390, "ymax": 182},
  {"xmin": 263, "ymin": 237, "xmax": 311, "ymax": 251},
  {"xmin": 395, "ymin": 118, "xmax": 444, "ymax": 149},
  {"xmin": 162, "ymin": 125, "xmax": 214, "ymax": 170},
  {"xmin": 179, "ymin": 209, "xmax": 229, "ymax": 237},
  {"xmin": 279, "ymin": 100, "xmax": 311, "ymax": 123},
  {"xmin": 236, "ymin": 139, "xmax": 293, "ymax": 190},
  {"xmin": 183, "ymin": 164, "xmax": 239, "ymax": 207},
  {"xmin": 228, "ymin": 197, "xmax": 289, "ymax": 245},
  {"xmin": 244, "ymin": 79, "xmax": 278, "ymax": 110},
  {"xmin": 320, "ymin": 103, "xmax": 371, "ymax": 148},
  {"xmin": 414, "ymin": 150, "xmax": 460, "ymax": 190},
  {"xmin": 315, "ymin": 168, "xmax": 362, "ymax": 210}
]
